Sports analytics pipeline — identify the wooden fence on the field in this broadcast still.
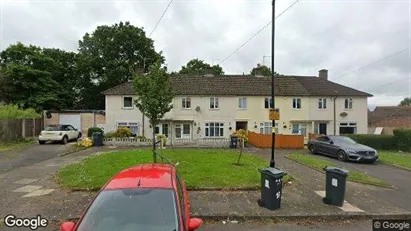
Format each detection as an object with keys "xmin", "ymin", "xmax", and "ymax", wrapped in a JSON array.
[
  {"xmin": 0, "ymin": 118, "xmax": 43, "ymax": 142},
  {"xmin": 308, "ymin": 132, "xmax": 322, "ymax": 141},
  {"xmin": 247, "ymin": 131, "xmax": 304, "ymax": 149}
]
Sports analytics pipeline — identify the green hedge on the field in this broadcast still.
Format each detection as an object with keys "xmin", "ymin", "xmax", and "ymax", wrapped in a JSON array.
[
  {"xmin": 87, "ymin": 127, "xmax": 104, "ymax": 137},
  {"xmin": 345, "ymin": 134, "xmax": 396, "ymax": 150},
  {"xmin": 393, "ymin": 129, "xmax": 411, "ymax": 152},
  {"xmin": 345, "ymin": 129, "xmax": 411, "ymax": 151}
]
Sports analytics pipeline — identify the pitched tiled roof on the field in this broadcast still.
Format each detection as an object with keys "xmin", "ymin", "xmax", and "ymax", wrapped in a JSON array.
[
  {"xmin": 101, "ymin": 75, "xmax": 373, "ymax": 97},
  {"xmin": 369, "ymin": 106, "xmax": 411, "ymax": 123}
]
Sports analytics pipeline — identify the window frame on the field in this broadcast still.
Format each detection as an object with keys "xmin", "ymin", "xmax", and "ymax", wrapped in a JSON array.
[
  {"xmin": 210, "ymin": 97, "xmax": 219, "ymax": 109},
  {"xmin": 182, "ymin": 97, "xmax": 191, "ymax": 109},
  {"xmin": 259, "ymin": 122, "xmax": 278, "ymax": 134},
  {"xmin": 264, "ymin": 97, "xmax": 274, "ymax": 109},
  {"xmin": 292, "ymin": 98, "xmax": 302, "ymax": 109},
  {"xmin": 204, "ymin": 122, "xmax": 224, "ymax": 138},
  {"xmin": 122, "ymin": 96, "xmax": 133, "ymax": 109},
  {"xmin": 238, "ymin": 97, "xmax": 247, "ymax": 109},
  {"xmin": 344, "ymin": 98, "xmax": 353, "ymax": 110},
  {"xmin": 318, "ymin": 98, "xmax": 327, "ymax": 110}
]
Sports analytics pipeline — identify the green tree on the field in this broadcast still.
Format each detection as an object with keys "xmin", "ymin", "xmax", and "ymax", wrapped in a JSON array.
[
  {"xmin": 0, "ymin": 43, "xmax": 77, "ymax": 112},
  {"xmin": 132, "ymin": 62, "xmax": 174, "ymax": 162},
  {"xmin": 399, "ymin": 97, "xmax": 411, "ymax": 106},
  {"xmin": 178, "ymin": 58, "xmax": 224, "ymax": 75},
  {"xmin": 250, "ymin": 64, "xmax": 281, "ymax": 77},
  {"xmin": 77, "ymin": 21, "xmax": 165, "ymax": 109}
]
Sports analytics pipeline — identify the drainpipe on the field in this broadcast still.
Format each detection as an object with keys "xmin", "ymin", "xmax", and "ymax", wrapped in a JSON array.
[
  {"xmin": 142, "ymin": 114, "xmax": 145, "ymax": 137},
  {"xmin": 333, "ymin": 91, "xmax": 338, "ymax": 135}
]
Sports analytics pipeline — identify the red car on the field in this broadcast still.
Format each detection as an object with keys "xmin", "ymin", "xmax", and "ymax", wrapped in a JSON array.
[{"xmin": 60, "ymin": 163, "xmax": 203, "ymax": 231}]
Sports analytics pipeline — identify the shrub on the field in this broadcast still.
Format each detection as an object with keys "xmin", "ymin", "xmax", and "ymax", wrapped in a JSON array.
[
  {"xmin": 104, "ymin": 131, "xmax": 117, "ymax": 138},
  {"xmin": 136, "ymin": 135, "xmax": 147, "ymax": 140},
  {"xmin": 156, "ymin": 134, "xmax": 167, "ymax": 146},
  {"xmin": 116, "ymin": 127, "xmax": 132, "ymax": 137},
  {"xmin": 393, "ymin": 129, "xmax": 411, "ymax": 151},
  {"xmin": 87, "ymin": 127, "xmax": 104, "ymax": 137},
  {"xmin": 0, "ymin": 103, "xmax": 40, "ymax": 119},
  {"xmin": 77, "ymin": 137, "xmax": 93, "ymax": 147},
  {"xmin": 232, "ymin": 129, "xmax": 248, "ymax": 144},
  {"xmin": 345, "ymin": 134, "xmax": 396, "ymax": 150}
]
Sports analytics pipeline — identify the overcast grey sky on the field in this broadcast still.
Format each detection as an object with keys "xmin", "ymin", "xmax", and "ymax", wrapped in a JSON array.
[{"xmin": 0, "ymin": 0, "xmax": 410, "ymax": 109}]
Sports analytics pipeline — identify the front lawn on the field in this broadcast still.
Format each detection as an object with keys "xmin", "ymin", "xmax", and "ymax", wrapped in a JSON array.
[
  {"xmin": 379, "ymin": 151, "xmax": 411, "ymax": 170},
  {"xmin": 57, "ymin": 149, "xmax": 293, "ymax": 190},
  {"xmin": 287, "ymin": 153, "xmax": 391, "ymax": 188},
  {"xmin": 0, "ymin": 138, "xmax": 35, "ymax": 152}
]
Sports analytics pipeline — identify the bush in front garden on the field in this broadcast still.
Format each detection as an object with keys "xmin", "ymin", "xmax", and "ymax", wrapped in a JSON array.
[
  {"xmin": 393, "ymin": 128, "xmax": 411, "ymax": 151},
  {"xmin": 87, "ymin": 127, "xmax": 104, "ymax": 137},
  {"xmin": 104, "ymin": 131, "xmax": 117, "ymax": 138},
  {"xmin": 156, "ymin": 134, "xmax": 167, "ymax": 146},
  {"xmin": 345, "ymin": 134, "xmax": 396, "ymax": 150},
  {"xmin": 115, "ymin": 127, "xmax": 132, "ymax": 137}
]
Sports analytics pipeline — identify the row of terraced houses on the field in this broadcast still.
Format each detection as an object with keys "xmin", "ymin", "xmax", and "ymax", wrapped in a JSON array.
[{"xmin": 100, "ymin": 68, "xmax": 372, "ymax": 144}]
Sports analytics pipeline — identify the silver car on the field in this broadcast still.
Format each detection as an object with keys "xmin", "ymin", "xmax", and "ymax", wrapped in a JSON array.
[{"xmin": 307, "ymin": 135, "xmax": 378, "ymax": 163}]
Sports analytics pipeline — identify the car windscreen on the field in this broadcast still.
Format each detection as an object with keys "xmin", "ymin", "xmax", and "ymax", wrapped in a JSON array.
[
  {"xmin": 76, "ymin": 188, "xmax": 179, "ymax": 231},
  {"xmin": 44, "ymin": 126, "xmax": 63, "ymax": 131},
  {"xmin": 332, "ymin": 136, "xmax": 356, "ymax": 144}
]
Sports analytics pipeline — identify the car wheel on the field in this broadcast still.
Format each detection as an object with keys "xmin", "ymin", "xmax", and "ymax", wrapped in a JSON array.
[
  {"xmin": 78, "ymin": 133, "xmax": 82, "ymax": 139},
  {"xmin": 61, "ymin": 135, "xmax": 68, "ymax": 144},
  {"xmin": 308, "ymin": 145, "xmax": 316, "ymax": 154},
  {"xmin": 337, "ymin": 150, "xmax": 347, "ymax": 162},
  {"xmin": 39, "ymin": 140, "xmax": 45, "ymax": 145}
]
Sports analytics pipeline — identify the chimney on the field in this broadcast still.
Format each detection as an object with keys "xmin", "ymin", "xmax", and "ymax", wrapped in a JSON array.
[
  {"xmin": 319, "ymin": 69, "xmax": 328, "ymax": 81},
  {"xmin": 254, "ymin": 63, "xmax": 263, "ymax": 77}
]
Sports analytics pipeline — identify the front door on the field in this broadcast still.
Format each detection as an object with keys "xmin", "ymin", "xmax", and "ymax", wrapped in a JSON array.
[
  {"xmin": 319, "ymin": 123, "xmax": 327, "ymax": 135},
  {"xmin": 175, "ymin": 123, "xmax": 191, "ymax": 139}
]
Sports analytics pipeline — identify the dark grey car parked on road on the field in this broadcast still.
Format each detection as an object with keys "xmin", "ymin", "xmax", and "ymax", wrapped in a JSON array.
[{"xmin": 307, "ymin": 135, "xmax": 378, "ymax": 163}]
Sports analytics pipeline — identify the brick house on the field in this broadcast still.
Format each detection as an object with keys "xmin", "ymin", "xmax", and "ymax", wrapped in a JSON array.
[{"xmin": 368, "ymin": 106, "xmax": 411, "ymax": 135}]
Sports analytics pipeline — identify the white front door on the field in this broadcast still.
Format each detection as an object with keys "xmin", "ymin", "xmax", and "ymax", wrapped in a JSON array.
[{"xmin": 175, "ymin": 123, "xmax": 191, "ymax": 139}]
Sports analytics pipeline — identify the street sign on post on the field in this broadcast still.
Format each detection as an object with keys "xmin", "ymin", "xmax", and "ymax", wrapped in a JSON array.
[{"xmin": 269, "ymin": 108, "xmax": 280, "ymax": 120}]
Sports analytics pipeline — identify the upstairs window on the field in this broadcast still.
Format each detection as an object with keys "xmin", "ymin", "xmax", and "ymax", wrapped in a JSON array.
[
  {"xmin": 238, "ymin": 97, "xmax": 247, "ymax": 109},
  {"xmin": 210, "ymin": 97, "xmax": 219, "ymax": 109},
  {"xmin": 345, "ymin": 98, "xmax": 353, "ymax": 109},
  {"xmin": 292, "ymin": 98, "xmax": 301, "ymax": 109},
  {"xmin": 182, "ymin": 97, "xmax": 191, "ymax": 109},
  {"xmin": 318, "ymin": 98, "xmax": 327, "ymax": 109},
  {"xmin": 264, "ymin": 97, "xmax": 273, "ymax": 109},
  {"xmin": 123, "ymin": 97, "xmax": 133, "ymax": 108}
]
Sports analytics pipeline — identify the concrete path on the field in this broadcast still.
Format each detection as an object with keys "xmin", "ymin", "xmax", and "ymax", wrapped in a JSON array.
[
  {"xmin": 305, "ymin": 150, "xmax": 411, "ymax": 212},
  {"xmin": 0, "ymin": 142, "xmax": 78, "ymax": 173}
]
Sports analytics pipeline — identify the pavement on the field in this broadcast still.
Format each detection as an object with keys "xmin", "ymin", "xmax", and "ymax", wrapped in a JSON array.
[
  {"xmin": 0, "ymin": 145, "xmax": 410, "ymax": 230},
  {"xmin": 309, "ymin": 150, "xmax": 411, "ymax": 212}
]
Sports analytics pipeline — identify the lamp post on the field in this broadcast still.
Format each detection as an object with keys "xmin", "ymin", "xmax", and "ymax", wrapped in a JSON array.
[{"xmin": 269, "ymin": 0, "xmax": 276, "ymax": 168}]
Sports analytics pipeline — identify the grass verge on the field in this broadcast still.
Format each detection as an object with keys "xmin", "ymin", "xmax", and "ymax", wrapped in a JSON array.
[
  {"xmin": 286, "ymin": 153, "xmax": 391, "ymax": 188},
  {"xmin": 0, "ymin": 137, "xmax": 35, "ymax": 152},
  {"xmin": 378, "ymin": 151, "xmax": 411, "ymax": 171},
  {"xmin": 56, "ymin": 149, "xmax": 293, "ymax": 191}
]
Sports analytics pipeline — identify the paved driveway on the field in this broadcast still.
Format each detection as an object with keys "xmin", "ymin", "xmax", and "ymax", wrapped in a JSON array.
[
  {"xmin": 0, "ymin": 142, "xmax": 76, "ymax": 173},
  {"xmin": 306, "ymin": 150, "xmax": 411, "ymax": 212}
]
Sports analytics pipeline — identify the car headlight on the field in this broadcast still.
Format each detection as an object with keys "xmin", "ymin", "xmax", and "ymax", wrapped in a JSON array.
[{"xmin": 347, "ymin": 149, "xmax": 357, "ymax": 153}]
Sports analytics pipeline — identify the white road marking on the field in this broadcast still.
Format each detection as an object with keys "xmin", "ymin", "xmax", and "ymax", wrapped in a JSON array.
[
  {"xmin": 315, "ymin": 190, "xmax": 364, "ymax": 212},
  {"xmin": 22, "ymin": 189, "xmax": 55, "ymax": 197},
  {"xmin": 13, "ymin": 185, "xmax": 42, "ymax": 193}
]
